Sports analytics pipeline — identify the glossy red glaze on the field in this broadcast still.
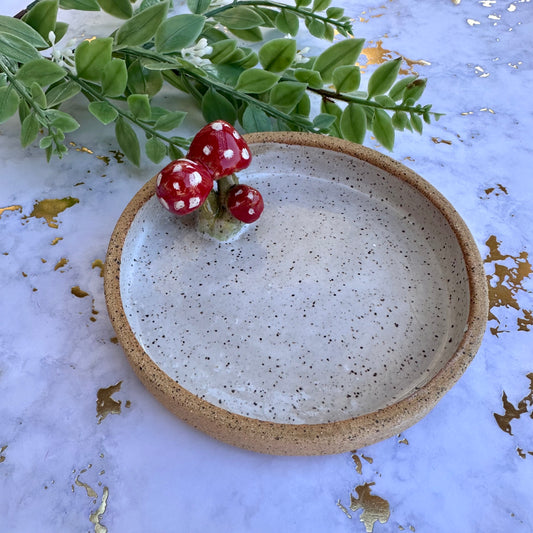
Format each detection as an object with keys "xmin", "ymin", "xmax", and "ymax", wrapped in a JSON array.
[
  {"xmin": 155, "ymin": 158, "xmax": 213, "ymax": 216},
  {"xmin": 187, "ymin": 120, "xmax": 252, "ymax": 180},
  {"xmin": 226, "ymin": 184, "xmax": 264, "ymax": 224}
]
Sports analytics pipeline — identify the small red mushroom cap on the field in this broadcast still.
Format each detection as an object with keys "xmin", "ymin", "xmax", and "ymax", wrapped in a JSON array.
[
  {"xmin": 226, "ymin": 184, "xmax": 264, "ymax": 224},
  {"xmin": 187, "ymin": 120, "xmax": 252, "ymax": 180},
  {"xmin": 156, "ymin": 158, "xmax": 214, "ymax": 216}
]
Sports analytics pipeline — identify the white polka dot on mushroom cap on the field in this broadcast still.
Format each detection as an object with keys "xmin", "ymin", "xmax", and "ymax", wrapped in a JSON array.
[
  {"xmin": 234, "ymin": 188, "xmax": 244, "ymax": 196},
  {"xmin": 223, "ymin": 149, "xmax": 234, "ymax": 159},
  {"xmin": 203, "ymin": 145, "xmax": 212, "ymax": 156},
  {"xmin": 248, "ymin": 208, "xmax": 255, "ymax": 215},
  {"xmin": 172, "ymin": 163, "xmax": 183, "ymax": 173},
  {"xmin": 211, "ymin": 122, "xmax": 223, "ymax": 131},
  {"xmin": 232, "ymin": 130, "xmax": 241, "ymax": 139},
  {"xmin": 241, "ymin": 148, "xmax": 250, "ymax": 160},
  {"xmin": 174, "ymin": 200, "xmax": 185, "ymax": 211},
  {"xmin": 156, "ymin": 173, "xmax": 162, "ymax": 187},
  {"xmin": 172, "ymin": 181, "xmax": 181, "ymax": 191},
  {"xmin": 247, "ymin": 192, "xmax": 254, "ymax": 200},
  {"xmin": 189, "ymin": 197, "xmax": 201, "ymax": 209},
  {"xmin": 189, "ymin": 171, "xmax": 203, "ymax": 186}
]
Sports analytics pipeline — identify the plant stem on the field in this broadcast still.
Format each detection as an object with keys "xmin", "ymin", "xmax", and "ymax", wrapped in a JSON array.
[
  {"xmin": 204, "ymin": 0, "xmax": 353, "ymax": 35},
  {"xmin": 307, "ymin": 84, "xmax": 436, "ymax": 116},
  {"xmin": 121, "ymin": 46, "xmax": 313, "ymax": 130},
  {"xmin": 66, "ymin": 71, "xmax": 190, "ymax": 150},
  {"xmin": 197, "ymin": 174, "xmax": 244, "ymax": 240}
]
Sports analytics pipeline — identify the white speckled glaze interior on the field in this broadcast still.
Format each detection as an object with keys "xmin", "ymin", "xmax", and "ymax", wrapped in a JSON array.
[{"xmin": 119, "ymin": 141, "xmax": 470, "ymax": 425}]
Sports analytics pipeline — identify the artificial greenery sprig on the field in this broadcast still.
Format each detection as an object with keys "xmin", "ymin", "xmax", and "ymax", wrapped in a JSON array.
[{"xmin": 0, "ymin": 0, "xmax": 441, "ymax": 167}]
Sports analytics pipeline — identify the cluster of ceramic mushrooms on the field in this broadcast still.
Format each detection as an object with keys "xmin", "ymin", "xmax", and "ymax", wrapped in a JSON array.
[{"xmin": 155, "ymin": 121, "xmax": 264, "ymax": 231}]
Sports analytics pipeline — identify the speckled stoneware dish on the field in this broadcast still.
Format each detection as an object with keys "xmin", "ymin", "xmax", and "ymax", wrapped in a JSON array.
[{"xmin": 104, "ymin": 132, "xmax": 488, "ymax": 455}]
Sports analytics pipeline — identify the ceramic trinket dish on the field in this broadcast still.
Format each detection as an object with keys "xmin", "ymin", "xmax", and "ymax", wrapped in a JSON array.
[{"xmin": 104, "ymin": 132, "xmax": 488, "ymax": 455}]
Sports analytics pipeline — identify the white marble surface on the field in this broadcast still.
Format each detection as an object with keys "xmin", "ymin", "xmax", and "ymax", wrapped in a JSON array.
[{"xmin": 1, "ymin": 1, "xmax": 532, "ymax": 532}]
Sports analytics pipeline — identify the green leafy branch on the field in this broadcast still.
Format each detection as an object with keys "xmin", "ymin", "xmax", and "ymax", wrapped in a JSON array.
[{"xmin": 0, "ymin": 0, "xmax": 442, "ymax": 167}]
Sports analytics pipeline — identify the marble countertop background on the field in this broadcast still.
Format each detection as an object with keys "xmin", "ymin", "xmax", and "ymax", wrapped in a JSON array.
[{"xmin": 1, "ymin": 0, "xmax": 532, "ymax": 531}]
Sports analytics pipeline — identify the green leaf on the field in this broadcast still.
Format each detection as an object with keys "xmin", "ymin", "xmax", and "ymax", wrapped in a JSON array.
[
  {"xmin": 0, "ymin": 33, "xmax": 41, "ymax": 63},
  {"xmin": 269, "ymin": 81, "xmax": 307, "ymax": 113},
  {"xmin": 145, "ymin": 136, "xmax": 166, "ymax": 164},
  {"xmin": 22, "ymin": 0, "xmax": 58, "ymax": 40},
  {"xmin": 294, "ymin": 68, "xmax": 323, "ymax": 89},
  {"xmin": 259, "ymin": 38, "xmax": 296, "ymax": 73},
  {"xmin": 16, "ymin": 59, "xmax": 66, "ymax": 87},
  {"xmin": 296, "ymin": 0, "xmax": 312, "ymax": 6},
  {"xmin": 127, "ymin": 60, "xmax": 163, "ymax": 97},
  {"xmin": 187, "ymin": 0, "xmax": 212, "ymax": 14},
  {"xmin": 168, "ymin": 143, "xmax": 184, "ymax": 160},
  {"xmin": 31, "ymin": 82, "xmax": 47, "ymax": 107},
  {"xmin": 294, "ymin": 92, "xmax": 310, "ymax": 116},
  {"xmin": 403, "ymin": 78, "xmax": 427, "ymax": 103},
  {"xmin": 326, "ymin": 7, "xmax": 344, "ymax": 18},
  {"xmin": 274, "ymin": 9, "xmax": 299, "ymax": 36},
  {"xmin": 228, "ymin": 27, "xmax": 263, "ymax": 42},
  {"xmin": 0, "ymin": 86, "xmax": 20, "ymax": 124},
  {"xmin": 127, "ymin": 94, "xmax": 151, "ymax": 120},
  {"xmin": 312, "ymin": 0, "xmax": 331, "ymax": 11},
  {"xmin": 116, "ymin": 2, "xmax": 168, "ymax": 46},
  {"xmin": 332, "ymin": 65, "xmax": 360, "ymax": 93},
  {"xmin": 201, "ymin": 88, "xmax": 237, "ymax": 124},
  {"xmin": 340, "ymin": 103, "xmax": 366, "ymax": 144},
  {"xmin": 214, "ymin": 7, "xmax": 264, "ymax": 29},
  {"xmin": 39, "ymin": 135, "xmax": 53, "ymax": 149},
  {"xmin": 241, "ymin": 104, "xmax": 271, "ymax": 132},
  {"xmin": 312, "ymin": 113, "xmax": 337, "ymax": 131},
  {"xmin": 21, "ymin": 113, "xmax": 40, "ymax": 147},
  {"xmin": 305, "ymin": 18, "xmax": 325, "ymax": 39},
  {"xmin": 101, "ymin": 58, "xmax": 128, "ymax": 97},
  {"xmin": 410, "ymin": 113, "xmax": 423, "ymax": 134},
  {"xmin": 88, "ymin": 101, "xmax": 118, "ymax": 124},
  {"xmin": 373, "ymin": 109, "xmax": 395, "ymax": 150},
  {"xmin": 392, "ymin": 110, "xmax": 409, "ymax": 131},
  {"xmin": 388, "ymin": 75, "xmax": 417, "ymax": 101},
  {"xmin": 154, "ymin": 110, "xmax": 187, "ymax": 131},
  {"xmin": 313, "ymin": 38, "xmax": 365, "ymax": 83},
  {"xmin": 320, "ymin": 99, "xmax": 342, "ymax": 136},
  {"xmin": 75, "ymin": 37, "xmax": 113, "ymax": 81},
  {"xmin": 373, "ymin": 94, "xmax": 396, "ymax": 107},
  {"xmin": 155, "ymin": 14, "xmax": 205, "ymax": 53},
  {"xmin": 367, "ymin": 57, "xmax": 402, "ymax": 98},
  {"xmin": 45, "ymin": 80, "xmax": 81, "ymax": 107},
  {"xmin": 53, "ymin": 21, "xmax": 69, "ymax": 43},
  {"xmin": 115, "ymin": 117, "xmax": 141, "ymax": 166},
  {"xmin": 18, "ymin": 98, "xmax": 30, "ymax": 123},
  {"xmin": 208, "ymin": 39, "xmax": 237, "ymax": 64},
  {"xmin": 45, "ymin": 109, "xmax": 80, "ymax": 132},
  {"xmin": 96, "ymin": 0, "xmax": 132, "ymax": 19},
  {"xmin": 59, "ymin": 0, "xmax": 100, "ymax": 10},
  {"xmin": 235, "ymin": 69, "xmax": 280, "ymax": 93},
  {"xmin": 235, "ymin": 50, "xmax": 258, "ymax": 69},
  {"xmin": 0, "ymin": 15, "xmax": 48, "ymax": 48}
]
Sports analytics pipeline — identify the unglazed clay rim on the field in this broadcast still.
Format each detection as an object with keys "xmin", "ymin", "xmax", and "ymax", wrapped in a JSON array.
[{"xmin": 104, "ymin": 132, "xmax": 488, "ymax": 456}]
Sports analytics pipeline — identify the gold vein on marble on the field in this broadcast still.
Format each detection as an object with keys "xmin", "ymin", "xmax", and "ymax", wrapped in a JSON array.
[
  {"xmin": 0, "ymin": 205, "xmax": 22, "ymax": 218},
  {"xmin": 26, "ymin": 197, "xmax": 79, "ymax": 228},
  {"xmin": 96, "ymin": 381, "xmax": 123, "ymax": 423},
  {"xmin": 349, "ymin": 483, "xmax": 391, "ymax": 532},
  {"xmin": 484, "ymin": 236, "xmax": 532, "ymax": 336},
  {"xmin": 494, "ymin": 374, "xmax": 533, "ymax": 458}
]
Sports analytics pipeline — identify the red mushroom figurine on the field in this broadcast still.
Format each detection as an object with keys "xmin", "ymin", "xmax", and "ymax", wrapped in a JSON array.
[
  {"xmin": 155, "ymin": 158, "xmax": 214, "ymax": 216},
  {"xmin": 187, "ymin": 120, "xmax": 252, "ymax": 180},
  {"xmin": 226, "ymin": 184, "xmax": 264, "ymax": 223}
]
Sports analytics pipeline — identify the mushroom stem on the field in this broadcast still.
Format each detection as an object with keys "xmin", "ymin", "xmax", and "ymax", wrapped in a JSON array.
[{"xmin": 197, "ymin": 174, "xmax": 244, "ymax": 241}]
